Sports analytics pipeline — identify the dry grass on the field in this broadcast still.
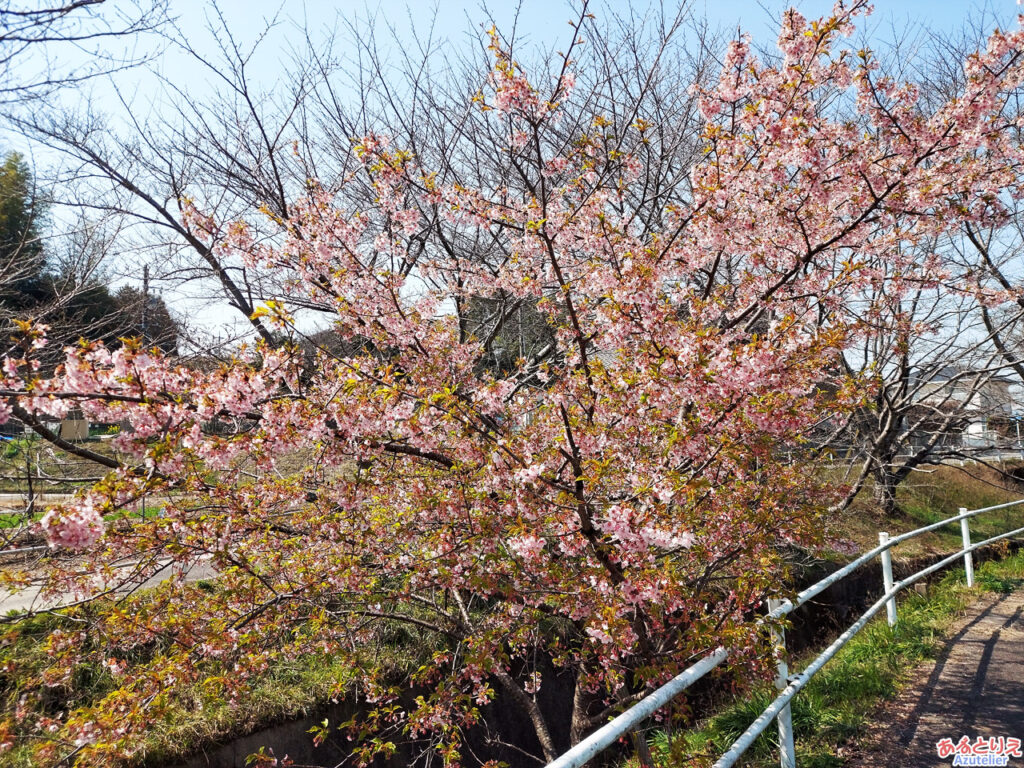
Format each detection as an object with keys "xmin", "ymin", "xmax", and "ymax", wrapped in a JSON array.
[{"xmin": 828, "ymin": 463, "xmax": 1024, "ymax": 561}]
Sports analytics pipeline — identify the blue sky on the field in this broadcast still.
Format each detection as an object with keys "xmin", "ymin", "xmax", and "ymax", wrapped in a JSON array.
[
  {"xmin": 14, "ymin": 0, "xmax": 1020, "ymax": 146},
  {"xmin": 167, "ymin": 0, "xmax": 1019, "ymax": 41},
  {"xmin": 159, "ymin": 0, "xmax": 1020, "ymax": 58},
  {"xmin": 11, "ymin": 0, "xmax": 1024, "ymax": 334},
  {"xmin": 114, "ymin": 0, "xmax": 1021, "ymax": 137},
  {"xmin": 24, "ymin": 0, "xmax": 1024, "ymax": 157}
]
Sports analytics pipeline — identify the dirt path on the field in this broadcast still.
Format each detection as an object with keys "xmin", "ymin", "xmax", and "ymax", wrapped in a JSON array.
[{"xmin": 847, "ymin": 589, "xmax": 1024, "ymax": 767}]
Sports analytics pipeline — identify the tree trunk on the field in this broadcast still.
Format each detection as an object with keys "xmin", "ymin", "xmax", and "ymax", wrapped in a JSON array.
[
  {"xmin": 493, "ymin": 668, "xmax": 559, "ymax": 763},
  {"xmin": 631, "ymin": 730, "xmax": 655, "ymax": 767},
  {"xmin": 873, "ymin": 467, "xmax": 899, "ymax": 516},
  {"xmin": 569, "ymin": 678, "xmax": 590, "ymax": 747},
  {"xmin": 570, "ymin": 676, "xmax": 656, "ymax": 766}
]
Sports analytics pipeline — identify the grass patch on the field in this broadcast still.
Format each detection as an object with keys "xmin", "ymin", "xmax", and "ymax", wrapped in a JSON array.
[
  {"xmin": 631, "ymin": 548, "xmax": 1024, "ymax": 768},
  {"xmin": 832, "ymin": 464, "xmax": 1024, "ymax": 559},
  {"xmin": 0, "ymin": 435, "xmax": 116, "ymax": 495},
  {"xmin": 0, "ymin": 502, "xmax": 166, "ymax": 530},
  {"xmin": 0, "ymin": 598, "xmax": 362, "ymax": 768},
  {"xmin": 0, "ymin": 577, "xmax": 452, "ymax": 768},
  {"xmin": 0, "ymin": 512, "xmax": 29, "ymax": 529}
]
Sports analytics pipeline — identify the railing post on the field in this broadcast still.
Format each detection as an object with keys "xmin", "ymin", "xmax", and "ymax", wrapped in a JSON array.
[
  {"xmin": 960, "ymin": 508, "xmax": 974, "ymax": 587},
  {"xmin": 879, "ymin": 532, "xmax": 897, "ymax": 627},
  {"xmin": 767, "ymin": 598, "xmax": 796, "ymax": 768}
]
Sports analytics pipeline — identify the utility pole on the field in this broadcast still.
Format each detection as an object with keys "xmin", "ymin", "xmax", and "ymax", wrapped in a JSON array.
[{"xmin": 141, "ymin": 264, "xmax": 150, "ymax": 343}]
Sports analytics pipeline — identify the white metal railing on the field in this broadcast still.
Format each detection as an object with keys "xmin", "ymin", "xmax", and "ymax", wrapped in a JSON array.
[{"xmin": 545, "ymin": 498, "xmax": 1024, "ymax": 768}]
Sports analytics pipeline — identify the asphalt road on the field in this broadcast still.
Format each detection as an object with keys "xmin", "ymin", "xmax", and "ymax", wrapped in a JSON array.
[
  {"xmin": 0, "ymin": 557, "xmax": 217, "ymax": 616},
  {"xmin": 0, "ymin": 492, "xmax": 75, "ymax": 509}
]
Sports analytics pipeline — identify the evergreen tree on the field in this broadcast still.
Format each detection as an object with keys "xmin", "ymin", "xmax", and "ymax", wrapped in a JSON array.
[
  {"xmin": 0, "ymin": 153, "xmax": 179, "ymax": 359},
  {"xmin": 0, "ymin": 151, "xmax": 48, "ymax": 310}
]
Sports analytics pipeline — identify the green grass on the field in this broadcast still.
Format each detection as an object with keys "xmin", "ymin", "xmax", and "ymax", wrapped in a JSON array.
[
  {"xmin": 897, "ymin": 469, "xmax": 1023, "ymax": 546},
  {"xmin": 633, "ymin": 548, "xmax": 1024, "ymax": 768},
  {"xmin": 0, "ymin": 502, "xmax": 166, "ymax": 529},
  {"xmin": 0, "ymin": 511, "xmax": 29, "ymax": 528}
]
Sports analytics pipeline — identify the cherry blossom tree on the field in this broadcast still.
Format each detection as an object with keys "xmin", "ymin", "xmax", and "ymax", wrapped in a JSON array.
[
  {"xmin": 3, "ymin": 3, "xmax": 1024, "ymax": 766},
  {"xmin": 811, "ymin": 12, "xmax": 1024, "ymax": 516}
]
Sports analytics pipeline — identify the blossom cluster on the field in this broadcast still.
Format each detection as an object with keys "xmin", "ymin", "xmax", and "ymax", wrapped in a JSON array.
[{"xmin": 4, "ymin": 2, "xmax": 1024, "ymax": 765}]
